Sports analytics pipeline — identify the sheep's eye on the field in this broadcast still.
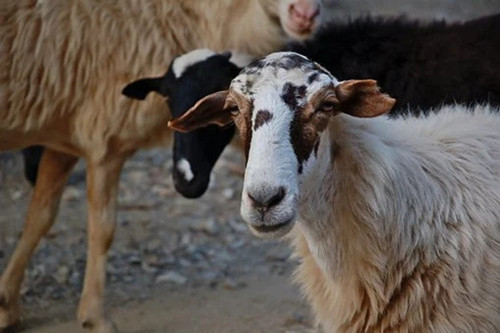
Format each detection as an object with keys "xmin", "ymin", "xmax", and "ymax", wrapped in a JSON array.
[
  {"xmin": 317, "ymin": 101, "xmax": 336, "ymax": 113},
  {"xmin": 226, "ymin": 105, "xmax": 239, "ymax": 116}
]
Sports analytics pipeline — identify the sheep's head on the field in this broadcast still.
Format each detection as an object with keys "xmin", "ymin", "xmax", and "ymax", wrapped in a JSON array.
[
  {"xmin": 169, "ymin": 52, "xmax": 395, "ymax": 238},
  {"xmin": 122, "ymin": 49, "xmax": 252, "ymax": 199}
]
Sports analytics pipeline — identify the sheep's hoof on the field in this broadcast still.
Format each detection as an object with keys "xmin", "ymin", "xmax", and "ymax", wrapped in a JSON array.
[
  {"xmin": 0, "ymin": 302, "xmax": 21, "ymax": 333},
  {"xmin": 80, "ymin": 317, "xmax": 118, "ymax": 333}
]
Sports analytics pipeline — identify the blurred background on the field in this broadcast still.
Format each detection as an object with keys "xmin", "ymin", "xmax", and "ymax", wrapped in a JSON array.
[{"xmin": 1, "ymin": 1, "xmax": 499, "ymax": 332}]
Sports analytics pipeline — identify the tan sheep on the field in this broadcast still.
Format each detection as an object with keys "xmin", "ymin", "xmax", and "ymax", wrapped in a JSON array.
[{"xmin": 0, "ymin": 1, "xmax": 322, "ymax": 332}]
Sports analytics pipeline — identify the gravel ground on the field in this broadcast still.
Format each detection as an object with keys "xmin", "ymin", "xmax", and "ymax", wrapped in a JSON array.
[{"xmin": 1, "ymin": 1, "xmax": 499, "ymax": 332}]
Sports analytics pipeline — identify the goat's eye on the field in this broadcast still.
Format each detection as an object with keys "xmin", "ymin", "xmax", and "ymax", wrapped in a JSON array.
[{"xmin": 317, "ymin": 100, "xmax": 336, "ymax": 113}]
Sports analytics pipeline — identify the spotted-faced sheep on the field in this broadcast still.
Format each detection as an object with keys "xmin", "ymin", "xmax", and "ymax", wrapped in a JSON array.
[
  {"xmin": 169, "ymin": 52, "xmax": 500, "ymax": 332},
  {"xmin": 0, "ymin": 1, "xmax": 322, "ymax": 331}
]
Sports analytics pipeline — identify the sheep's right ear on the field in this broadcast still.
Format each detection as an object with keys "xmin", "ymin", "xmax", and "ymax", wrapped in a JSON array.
[
  {"xmin": 168, "ymin": 91, "xmax": 232, "ymax": 133},
  {"xmin": 336, "ymin": 80, "xmax": 395, "ymax": 118},
  {"xmin": 122, "ymin": 77, "xmax": 166, "ymax": 100}
]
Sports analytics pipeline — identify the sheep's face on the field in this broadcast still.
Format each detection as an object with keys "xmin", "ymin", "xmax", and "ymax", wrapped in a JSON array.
[
  {"xmin": 276, "ymin": 0, "xmax": 322, "ymax": 40},
  {"xmin": 122, "ymin": 49, "xmax": 251, "ymax": 199},
  {"xmin": 169, "ymin": 52, "xmax": 395, "ymax": 239}
]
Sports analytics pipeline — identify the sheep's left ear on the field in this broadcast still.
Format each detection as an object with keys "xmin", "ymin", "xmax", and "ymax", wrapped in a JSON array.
[
  {"xmin": 122, "ymin": 77, "xmax": 167, "ymax": 100},
  {"xmin": 168, "ymin": 91, "xmax": 232, "ymax": 133},
  {"xmin": 336, "ymin": 80, "xmax": 396, "ymax": 117}
]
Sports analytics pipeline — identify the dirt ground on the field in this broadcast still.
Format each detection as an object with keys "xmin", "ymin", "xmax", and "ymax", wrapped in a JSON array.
[{"xmin": 1, "ymin": 1, "xmax": 499, "ymax": 332}]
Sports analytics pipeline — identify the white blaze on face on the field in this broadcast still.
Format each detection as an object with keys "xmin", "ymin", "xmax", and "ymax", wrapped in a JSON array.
[
  {"xmin": 241, "ymin": 88, "xmax": 300, "ymax": 224},
  {"xmin": 230, "ymin": 52, "xmax": 336, "ymax": 230},
  {"xmin": 172, "ymin": 49, "xmax": 216, "ymax": 78},
  {"xmin": 176, "ymin": 158, "xmax": 195, "ymax": 182}
]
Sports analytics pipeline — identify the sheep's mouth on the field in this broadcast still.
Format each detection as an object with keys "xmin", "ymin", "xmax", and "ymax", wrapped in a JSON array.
[{"xmin": 249, "ymin": 217, "xmax": 295, "ymax": 238}]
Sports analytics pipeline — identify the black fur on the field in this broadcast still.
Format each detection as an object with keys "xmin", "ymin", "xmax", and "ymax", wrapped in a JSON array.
[{"xmin": 287, "ymin": 14, "xmax": 500, "ymax": 113}]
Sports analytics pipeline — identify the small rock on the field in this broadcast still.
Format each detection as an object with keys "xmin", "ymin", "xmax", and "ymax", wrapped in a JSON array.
[
  {"xmin": 180, "ymin": 233, "xmax": 191, "ymax": 247},
  {"xmin": 54, "ymin": 266, "xmax": 70, "ymax": 284},
  {"xmin": 144, "ymin": 254, "xmax": 162, "ymax": 267},
  {"xmin": 141, "ymin": 262, "xmax": 157, "ymax": 274},
  {"xmin": 222, "ymin": 188, "xmax": 235, "ymax": 200},
  {"xmin": 62, "ymin": 186, "xmax": 83, "ymax": 201},
  {"xmin": 229, "ymin": 219, "xmax": 248, "ymax": 233},
  {"xmin": 10, "ymin": 190, "xmax": 23, "ymax": 200},
  {"xmin": 284, "ymin": 312, "xmax": 307, "ymax": 326},
  {"xmin": 155, "ymin": 271, "xmax": 187, "ymax": 285},
  {"xmin": 190, "ymin": 218, "xmax": 218, "ymax": 235},
  {"xmin": 123, "ymin": 275, "xmax": 135, "ymax": 283},
  {"xmin": 127, "ymin": 255, "xmax": 141, "ymax": 265},
  {"xmin": 178, "ymin": 259, "xmax": 192, "ymax": 267},
  {"xmin": 68, "ymin": 270, "xmax": 81, "ymax": 287},
  {"xmin": 230, "ymin": 239, "xmax": 246, "ymax": 249},
  {"xmin": 266, "ymin": 246, "xmax": 291, "ymax": 262},
  {"xmin": 128, "ymin": 170, "xmax": 148, "ymax": 185},
  {"xmin": 145, "ymin": 239, "xmax": 162, "ymax": 252},
  {"xmin": 222, "ymin": 278, "xmax": 247, "ymax": 290},
  {"xmin": 215, "ymin": 250, "xmax": 232, "ymax": 263},
  {"xmin": 151, "ymin": 185, "xmax": 171, "ymax": 197},
  {"xmin": 151, "ymin": 154, "xmax": 167, "ymax": 167},
  {"xmin": 200, "ymin": 271, "xmax": 219, "ymax": 283}
]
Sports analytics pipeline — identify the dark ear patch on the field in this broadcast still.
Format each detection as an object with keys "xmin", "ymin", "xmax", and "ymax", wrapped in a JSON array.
[
  {"xmin": 122, "ymin": 77, "xmax": 165, "ymax": 100},
  {"xmin": 336, "ymin": 80, "xmax": 396, "ymax": 118}
]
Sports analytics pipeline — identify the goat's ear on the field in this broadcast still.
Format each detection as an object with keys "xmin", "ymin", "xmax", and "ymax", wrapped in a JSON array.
[
  {"xmin": 336, "ymin": 80, "xmax": 395, "ymax": 118},
  {"xmin": 168, "ymin": 91, "xmax": 232, "ymax": 133},
  {"xmin": 122, "ymin": 77, "xmax": 166, "ymax": 100}
]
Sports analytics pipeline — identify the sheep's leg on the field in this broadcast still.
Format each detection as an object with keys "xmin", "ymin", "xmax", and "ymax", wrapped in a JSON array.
[
  {"xmin": 0, "ymin": 149, "xmax": 77, "ymax": 331},
  {"xmin": 77, "ymin": 155, "xmax": 130, "ymax": 333}
]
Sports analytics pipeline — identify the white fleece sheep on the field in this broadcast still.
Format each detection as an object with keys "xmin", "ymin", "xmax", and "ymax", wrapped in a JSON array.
[
  {"xmin": 169, "ymin": 52, "xmax": 500, "ymax": 332},
  {"xmin": 0, "ymin": 3, "xmax": 321, "ymax": 332}
]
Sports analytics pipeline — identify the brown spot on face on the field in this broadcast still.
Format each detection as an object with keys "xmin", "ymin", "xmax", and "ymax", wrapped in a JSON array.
[
  {"xmin": 254, "ymin": 109, "xmax": 273, "ymax": 131},
  {"xmin": 289, "ymin": 87, "xmax": 335, "ymax": 173}
]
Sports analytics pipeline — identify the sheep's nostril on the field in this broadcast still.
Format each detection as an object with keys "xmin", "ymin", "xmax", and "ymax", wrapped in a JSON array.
[
  {"xmin": 267, "ymin": 186, "xmax": 286, "ymax": 208},
  {"xmin": 247, "ymin": 186, "xmax": 286, "ymax": 210}
]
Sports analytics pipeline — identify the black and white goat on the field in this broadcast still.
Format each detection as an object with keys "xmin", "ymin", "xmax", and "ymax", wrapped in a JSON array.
[{"xmin": 168, "ymin": 51, "xmax": 500, "ymax": 333}]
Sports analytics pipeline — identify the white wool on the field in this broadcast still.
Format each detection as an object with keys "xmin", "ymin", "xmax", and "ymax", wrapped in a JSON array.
[
  {"xmin": 172, "ymin": 49, "xmax": 217, "ymax": 78},
  {"xmin": 229, "ymin": 51, "xmax": 255, "ymax": 68},
  {"xmin": 293, "ymin": 105, "xmax": 500, "ymax": 332}
]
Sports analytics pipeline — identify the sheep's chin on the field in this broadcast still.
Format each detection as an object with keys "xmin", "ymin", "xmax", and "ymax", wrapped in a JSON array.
[
  {"xmin": 248, "ymin": 218, "xmax": 295, "ymax": 239},
  {"xmin": 281, "ymin": 21, "xmax": 314, "ymax": 40}
]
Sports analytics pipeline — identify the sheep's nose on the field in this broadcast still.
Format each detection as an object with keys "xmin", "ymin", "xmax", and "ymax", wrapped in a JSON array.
[
  {"xmin": 289, "ymin": 0, "xmax": 321, "ymax": 27},
  {"xmin": 247, "ymin": 186, "xmax": 286, "ymax": 216}
]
